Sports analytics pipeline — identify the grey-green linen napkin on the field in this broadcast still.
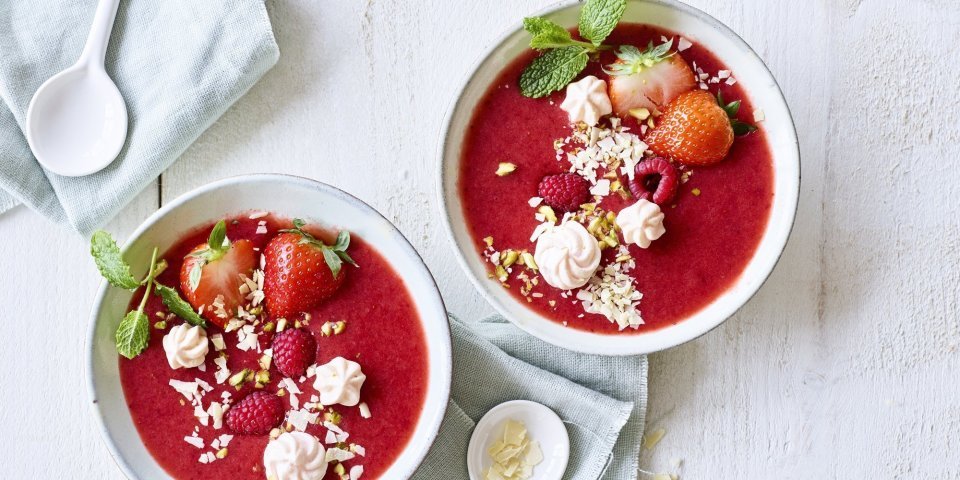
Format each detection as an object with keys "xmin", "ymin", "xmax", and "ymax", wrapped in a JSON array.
[
  {"xmin": 0, "ymin": 0, "xmax": 279, "ymax": 234},
  {"xmin": 415, "ymin": 315, "xmax": 648, "ymax": 480}
]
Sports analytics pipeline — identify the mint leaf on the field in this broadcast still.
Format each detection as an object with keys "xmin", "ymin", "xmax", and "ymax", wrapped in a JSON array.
[
  {"xmin": 520, "ymin": 47, "xmax": 589, "ymax": 98},
  {"xmin": 90, "ymin": 231, "xmax": 140, "ymax": 290},
  {"xmin": 155, "ymin": 284, "xmax": 206, "ymax": 327},
  {"xmin": 524, "ymin": 17, "xmax": 576, "ymax": 50},
  {"xmin": 579, "ymin": 0, "xmax": 627, "ymax": 46},
  {"xmin": 116, "ymin": 310, "xmax": 149, "ymax": 359}
]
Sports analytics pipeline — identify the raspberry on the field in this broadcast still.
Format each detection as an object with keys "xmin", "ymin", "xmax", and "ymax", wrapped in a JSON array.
[
  {"xmin": 628, "ymin": 157, "xmax": 679, "ymax": 205},
  {"xmin": 538, "ymin": 173, "xmax": 591, "ymax": 212},
  {"xmin": 271, "ymin": 328, "xmax": 317, "ymax": 378},
  {"xmin": 225, "ymin": 391, "xmax": 285, "ymax": 435}
]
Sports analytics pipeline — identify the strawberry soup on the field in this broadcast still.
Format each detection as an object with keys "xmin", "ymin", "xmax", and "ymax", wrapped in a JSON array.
[
  {"xmin": 458, "ymin": 22, "xmax": 774, "ymax": 334},
  {"xmin": 113, "ymin": 214, "xmax": 428, "ymax": 479}
]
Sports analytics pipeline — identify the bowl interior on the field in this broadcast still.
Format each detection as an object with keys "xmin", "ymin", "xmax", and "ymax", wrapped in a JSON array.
[
  {"xmin": 439, "ymin": 0, "xmax": 799, "ymax": 355},
  {"xmin": 88, "ymin": 175, "xmax": 452, "ymax": 478}
]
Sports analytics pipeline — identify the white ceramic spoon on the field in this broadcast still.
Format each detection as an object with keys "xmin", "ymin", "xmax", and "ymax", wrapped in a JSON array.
[
  {"xmin": 25, "ymin": 0, "xmax": 127, "ymax": 177},
  {"xmin": 467, "ymin": 400, "xmax": 569, "ymax": 480}
]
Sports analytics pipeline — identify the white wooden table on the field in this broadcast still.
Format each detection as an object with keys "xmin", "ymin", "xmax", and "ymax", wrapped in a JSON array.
[{"xmin": 2, "ymin": 0, "xmax": 958, "ymax": 478}]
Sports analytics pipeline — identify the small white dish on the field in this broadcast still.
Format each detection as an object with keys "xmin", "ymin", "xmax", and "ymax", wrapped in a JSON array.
[
  {"xmin": 467, "ymin": 400, "xmax": 569, "ymax": 480},
  {"xmin": 26, "ymin": 0, "xmax": 127, "ymax": 177},
  {"xmin": 87, "ymin": 174, "xmax": 452, "ymax": 479},
  {"xmin": 437, "ymin": 0, "xmax": 800, "ymax": 355}
]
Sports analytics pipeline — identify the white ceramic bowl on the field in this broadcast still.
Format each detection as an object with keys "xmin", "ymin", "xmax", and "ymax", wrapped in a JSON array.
[
  {"xmin": 87, "ymin": 174, "xmax": 452, "ymax": 479},
  {"xmin": 438, "ymin": 0, "xmax": 800, "ymax": 355}
]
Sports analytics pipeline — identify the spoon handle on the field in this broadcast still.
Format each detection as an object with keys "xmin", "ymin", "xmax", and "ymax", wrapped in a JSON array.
[{"xmin": 78, "ymin": 0, "xmax": 122, "ymax": 67}]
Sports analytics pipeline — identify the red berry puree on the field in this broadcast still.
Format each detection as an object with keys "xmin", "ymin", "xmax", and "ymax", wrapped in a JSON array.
[
  {"xmin": 119, "ymin": 214, "xmax": 428, "ymax": 479},
  {"xmin": 458, "ymin": 23, "xmax": 775, "ymax": 334}
]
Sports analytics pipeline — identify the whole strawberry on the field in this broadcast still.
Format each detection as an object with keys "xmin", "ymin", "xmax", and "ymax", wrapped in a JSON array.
[
  {"xmin": 646, "ymin": 90, "xmax": 751, "ymax": 166},
  {"xmin": 538, "ymin": 173, "xmax": 591, "ymax": 213},
  {"xmin": 271, "ymin": 328, "xmax": 317, "ymax": 378},
  {"xmin": 225, "ymin": 391, "xmax": 285, "ymax": 435},
  {"xmin": 263, "ymin": 219, "xmax": 357, "ymax": 319}
]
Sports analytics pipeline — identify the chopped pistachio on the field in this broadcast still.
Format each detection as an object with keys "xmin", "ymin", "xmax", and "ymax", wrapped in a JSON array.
[
  {"xmin": 277, "ymin": 388, "xmax": 286, "ymax": 397},
  {"xmin": 333, "ymin": 320, "xmax": 347, "ymax": 335},
  {"xmin": 262, "ymin": 321, "xmax": 275, "ymax": 333},
  {"xmin": 537, "ymin": 205, "xmax": 557, "ymax": 224},
  {"xmin": 628, "ymin": 107, "xmax": 651, "ymax": 121},
  {"xmin": 270, "ymin": 428, "xmax": 282, "ymax": 439},
  {"xmin": 587, "ymin": 217, "xmax": 603, "ymax": 234},
  {"xmin": 605, "ymin": 211, "xmax": 617, "ymax": 223},
  {"xmin": 153, "ymin": 321, "xmax": 167, "ymax": 330},
  {"xmin": 248, "ymin": 306, "xmax": 263, "ymax": 316},
  {"xmin": 228, "ymin": 369, "xmax": 253, "ymax": 389},
  {"xmin": 495, "ymin": 265, "xmax": 508, "ymax": 282},
  {"xmin": 616, "ymin": 254, "xmax": 632, "ymax": 263},
  {"xmin": 501, "ymin": 250, "xmax": 519, "ymax": 268},
  {"xmin": 334, "ymin": 463, "xmax": 346, "ymax": 476},
  {"xmin": 320, "ymin": 321, "xmax": 333, "ymax": 337},
  {"xmin": 495, "ymin": 162, "xmax": 517, "ymax": 176},
  {"xmin": 215, "ymin": 448, "xmax": 228, "ymax": 459},
  {"xmin": 647, "ymin": 117, "xmax": 656, "ymax": 129},
  {"xmin": 483, "ymin": 236, "xmax": 494, "ymax": 247},
  {"xmin": 521, "ymin": 253, "xmax": 537, "ymax": 271},
  {"xmin": 324, "ymin": 409, "xmax": 342, "ymax": 425},
  {"xmin": 691, "ymin": 188, "xmax": 701, "ymax": 196},
  {"xmin": 255, "ymin": 370, "xmax": 270, "ymax": 388},
  {"xmin": 294, "ymin": 320, "xmax": 302, "ymax": 329}
]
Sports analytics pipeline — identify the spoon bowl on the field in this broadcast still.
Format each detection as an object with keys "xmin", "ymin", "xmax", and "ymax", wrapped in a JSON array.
[
  {"xmin": 25, "ymin": 0, "xmax": 126, "ymax": 177},
  {"xmin": 26, "ymin": 65, "xmax": 127, "ymax": 177}
]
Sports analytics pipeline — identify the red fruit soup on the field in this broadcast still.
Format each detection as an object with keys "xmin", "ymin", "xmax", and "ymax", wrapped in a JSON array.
[
  {"xmin": 458, "ymin": 23, "xmax": 775, "ymax": 334},
  {"xmin": 119, "ymin": 214, "xmax": 428, "ymax": 479}
]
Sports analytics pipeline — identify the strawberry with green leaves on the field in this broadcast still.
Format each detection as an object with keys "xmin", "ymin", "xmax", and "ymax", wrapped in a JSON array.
[
  {"xmin": 262, "ymin": 219, "xmax": 357, "ymax": 319},
  {"xmin": 645, "ymin": 90, "xmax": 757, "ymax": 166},
  {"xmin": 605, "ymin": 41, "xmax": 696, "ymax": 117},
  {"xmin": 179, "ymin": 220, "xmax": 257, "ymax": 328}
]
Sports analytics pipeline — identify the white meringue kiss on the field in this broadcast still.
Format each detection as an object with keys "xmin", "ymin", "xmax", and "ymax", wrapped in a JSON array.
[
  {"xmin": 617, "ymin": 199, "xmax": 666, "ymax": 248},
  {"xmin": 313, "ymin": 357, "xmax": 366, "ymax": 407},
  {"xmin": 534, "ymin": 221, "xmax": 602, "ymax": 290},
  {"xmin": 263, "ymin": 431, "xmax": 328, "ymax": 480},
  {"xmin": 162, "ymin": 324, "xmax": 208, "ymax": 370},
  {"xmin": 559, "ymin": 75, "xmax": 612, "ymax": 126}
]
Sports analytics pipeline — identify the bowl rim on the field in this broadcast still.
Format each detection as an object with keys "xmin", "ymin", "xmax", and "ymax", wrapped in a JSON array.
[
  {"xmin": 86, "ymin": 173, "xmax": 452, "ymax": 479},
  {"xmin": 435, "ymin": 0, "xmax": 800, "ymax": 355}
]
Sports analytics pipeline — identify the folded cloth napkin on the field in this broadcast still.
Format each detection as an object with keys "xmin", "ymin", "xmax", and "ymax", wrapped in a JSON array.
[
  {"xmin": 415, "ymin": 315, "xmax": 648, "ymax": 480},
  {"xmin": 0, "ymin": 0, "xmax": 279, "ymax": 234}
]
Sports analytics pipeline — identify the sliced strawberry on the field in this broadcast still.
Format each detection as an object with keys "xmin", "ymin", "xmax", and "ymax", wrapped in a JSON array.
[
  {"xmin": 262, "ymin": 219, "xmax": 357, "ymax": 319},
  {"xmin": 606, "ymin": 41, "xmax": 696, "ymax": 118},
  {"xmin": 179, "ymin": 220, "xmax": 258, "ymax": 328}
]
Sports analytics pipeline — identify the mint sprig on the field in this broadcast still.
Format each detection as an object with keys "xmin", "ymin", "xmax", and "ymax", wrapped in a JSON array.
[
  {"xmin": 115, "ymin": 247, "xmax": 159, "ymax": 359},
  {"xmin": 717, "ymin": 91, "xmax": 758, "ymax": 136},
  {"xmin": 280, "ymin": 219, "xmax": 357, "ymax": 278},
  {"xmin": 519, "ymin": 0, "xmax": 627, "ymax": 98},
  {"xmin": 90, "ymin": 231, "xmax": 207, "ymax": 359},
  {"xmin": 187, "ymin": 220, "xmax": 231, "ymax": 291}
]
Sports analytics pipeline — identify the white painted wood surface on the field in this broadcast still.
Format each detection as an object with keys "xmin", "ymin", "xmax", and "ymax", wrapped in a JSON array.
[{"xmin": 1, "ymin": 0, "xmax": 958, "ymax": 478}]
